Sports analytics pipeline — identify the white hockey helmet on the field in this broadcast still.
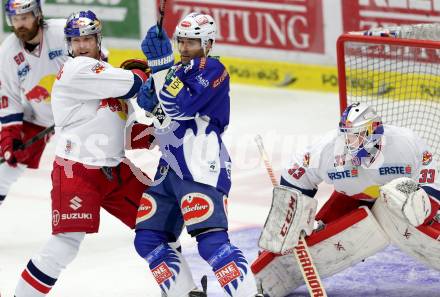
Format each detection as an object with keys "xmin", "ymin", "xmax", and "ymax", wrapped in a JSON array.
[
  {"xmin": 4, "ymin": 0, "xmax": 42, "ymax": 26},
  {"xmin": 174, "ymin": 12, "xmax": 216, "ymax": 54},
  {"xmin": 339, "ymin": 102, "xmax": 384, "ymax": 158}
]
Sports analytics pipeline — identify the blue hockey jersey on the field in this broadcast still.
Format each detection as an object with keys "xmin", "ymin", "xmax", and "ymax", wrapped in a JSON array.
[{"xmin": 155, "ymin": 57, "xmax": 232, "ymax": 195}]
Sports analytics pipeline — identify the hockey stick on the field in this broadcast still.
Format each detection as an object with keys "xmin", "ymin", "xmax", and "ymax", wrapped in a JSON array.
[
  {"xmin": 254, "ymin": 135, "xmax": 328, "ymax": 297},
  {"xmin": 157, "ymin": 0, "xmax": 167, "ymax": 38},
  {"xmin": 144, "ymin": 0, "xmax": 169, "ymax": 126},
  {"xmin": 0, "ymin": 125, "xmax": 55, "ymax": 165}
]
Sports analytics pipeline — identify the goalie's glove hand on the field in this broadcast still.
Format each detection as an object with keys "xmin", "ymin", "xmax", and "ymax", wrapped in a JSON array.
[
  {"xmin": 142, "ymin": 25, "xmax": 174, "ymax": 73},
  {"xmin": 120, "ymin": 58, "xmax": 150, "ymax": 76},
  {"xmin": 0, "ymin": 125, "xmax": 29, "ymax": 167},
  {"xmin": 380, "ymin": 177, "xmax": 432, "ymax": 226},
  {"xmin": 137, "ymin": 76, "xmax": 159, "ymax": 113}
]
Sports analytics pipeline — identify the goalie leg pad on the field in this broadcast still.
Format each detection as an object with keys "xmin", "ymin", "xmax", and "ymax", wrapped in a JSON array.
[
  {"xmin": 252, "ymin": 206, "xmax": 389, "ymax": 297},
  {"xmin": 259, "ymin": 186, "xmax": 317, "ymax": 254},
  {"xmin": 373, "ymin": 195, "xmax": 440, "ymax": 270}
]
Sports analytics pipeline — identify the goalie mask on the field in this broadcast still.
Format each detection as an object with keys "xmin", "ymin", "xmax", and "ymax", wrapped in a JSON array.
[
  {"xmin": 64, "ymin": 10, "xmax": 102, "ymax": 56},
  {"xmin": 4, "ymin": 0, "xmax": 42, "ymax": 26},
  {"xmin": 339, "ymin": 103, "xmax": 384, "ymax": 158},
  {"xmin": 174, "ymin": 12, "xmax": 216, "ymax": 55}
]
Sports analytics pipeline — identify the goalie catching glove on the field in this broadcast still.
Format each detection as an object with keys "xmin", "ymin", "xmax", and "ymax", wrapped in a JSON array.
[{"xmin": 380, "ymin": 177, "xmax": 432, "ymax": 226}]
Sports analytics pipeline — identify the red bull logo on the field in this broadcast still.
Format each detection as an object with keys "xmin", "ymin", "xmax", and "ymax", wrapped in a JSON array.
[
  {"xmin": 25, "ymin": 85, "xmax": 50, "ymax": 103},
  {"xmin": 99, "ymin": 98, "xmax": 127, "ymax": 113},
  {"xmin": 99, "ymin": 98, "xmax": 128, "ymax": 121}
]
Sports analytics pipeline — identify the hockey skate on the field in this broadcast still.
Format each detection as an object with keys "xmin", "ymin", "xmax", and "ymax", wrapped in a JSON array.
[
  {"xmin": 160, "ymin": 275, "xmax": 208, "ymax": 297},
  {"xmin": 188, "ymin": 275, "xmax": 208, "ymax": 297}
]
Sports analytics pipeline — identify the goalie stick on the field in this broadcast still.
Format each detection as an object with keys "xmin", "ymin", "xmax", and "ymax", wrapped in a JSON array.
[
  {"xmin": 0, "ymin": 125, "xmax": 55, "ymax": 165},
  {"xmin": 254, "ymin": 135, "xmax": 328, "ymax": 297}
]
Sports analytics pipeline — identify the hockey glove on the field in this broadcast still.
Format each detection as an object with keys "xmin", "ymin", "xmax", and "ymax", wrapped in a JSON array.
[
  {"xmin": 141, "ymin": 25, "xmax": 174, "ymax": 73},
  {"xmin": 120, "ymin": 58, "xmax": 151, "ymax": 76},
  {"xmin": 0, "ymin": 125, "xmax": 29, "ymax": 167},
  {"xmin": 137, "ymin": 77, "xmax": 159, "ymax": 113}
]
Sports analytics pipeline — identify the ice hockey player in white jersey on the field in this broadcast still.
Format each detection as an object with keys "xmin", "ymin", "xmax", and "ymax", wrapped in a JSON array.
[
  {"xmin": 0, "ymin": 0, "xmax": 66, "ymax": 206},
  {"xmin": 251, "ymin": 103, "xmax": 440, "ymax": 296},
  {"xmin": 14, "ymin": 10, "xmax": 154, "ymax": 297}
]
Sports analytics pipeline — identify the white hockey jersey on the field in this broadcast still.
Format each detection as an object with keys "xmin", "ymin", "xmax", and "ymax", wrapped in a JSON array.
[
  {"xmin": 0, "ymin": 19, "xmax": 67, "ymax": 128},
  {"xmin": 281, "ymin": 125, "xmax": 440, "ymax": 201},
  {"xmin": 52, "ymin": 56, "xmax": 141, "ymax": 166}
]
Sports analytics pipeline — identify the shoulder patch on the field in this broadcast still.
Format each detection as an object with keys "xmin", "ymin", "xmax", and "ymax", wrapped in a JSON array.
[
  {"xmin": 91, "ymin": 62, "xmax": 105, "ymax": 74},
  {"xmin": 422, "ymin": 151, "xmax": 433, "ymax": 165}
]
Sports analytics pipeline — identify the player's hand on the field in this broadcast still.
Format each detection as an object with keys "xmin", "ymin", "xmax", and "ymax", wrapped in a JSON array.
[
  {"xmin": 137, "ymin": 77, "xmax": 159, "ymax": 113},
  {"xmin": 0, "ymin": 125, "xmax": 29, "ymax": 167},
  {"xmin": 141, "ymin": 25, "xmax": 174, "ymax": 73},
  {"xmin": 120, "ymin": 58, "xmax": 150, "ymax": 76}
]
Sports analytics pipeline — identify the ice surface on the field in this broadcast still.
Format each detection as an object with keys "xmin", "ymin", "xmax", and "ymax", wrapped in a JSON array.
[{"xmin": 2, "ymin": 84, "xmax": 437, "ymax": 296}]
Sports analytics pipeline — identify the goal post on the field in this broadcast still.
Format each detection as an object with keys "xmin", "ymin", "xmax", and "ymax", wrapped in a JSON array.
[{"xmin": 337, "ymin": 24, "xmax": 440, "ymax": 165}]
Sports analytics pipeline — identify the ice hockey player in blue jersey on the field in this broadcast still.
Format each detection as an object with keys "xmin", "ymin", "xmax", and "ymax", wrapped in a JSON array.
[{"xmin": 134, "ymin": 12, "xmax": 260, "ymax": 297}]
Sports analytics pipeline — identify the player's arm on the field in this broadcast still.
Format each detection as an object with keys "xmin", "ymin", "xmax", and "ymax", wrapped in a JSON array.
[
  {"xmin": 57, "ymin": 57, "xmax": 148, "ymax": 100},
  {"xmin": 0, "ymin": 58, "xmax": 29, "ymax": 167},
  {"xmin": 158, "ymin": 58, "xmax": 228, "ymax": 120}
]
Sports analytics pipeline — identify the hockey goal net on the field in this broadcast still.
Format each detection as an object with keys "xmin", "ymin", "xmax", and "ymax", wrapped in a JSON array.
[{"xmin": 337, "ymin": 24, "xmax": 440, "ymax": 166}]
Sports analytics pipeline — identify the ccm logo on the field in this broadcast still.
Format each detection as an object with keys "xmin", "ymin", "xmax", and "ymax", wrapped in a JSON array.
[{"xmin": 280, "ymin": 194, "xmax": 296, "ymax": 237}]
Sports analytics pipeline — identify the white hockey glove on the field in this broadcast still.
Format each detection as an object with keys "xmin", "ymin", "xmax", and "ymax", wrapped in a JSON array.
[
  {"xmin": 259, "ymin": 185, "xmax": 317, "ymax": 254},
  {"xmin": 380, "ymin": 177, "xmax": 431, "ymax": 227}
]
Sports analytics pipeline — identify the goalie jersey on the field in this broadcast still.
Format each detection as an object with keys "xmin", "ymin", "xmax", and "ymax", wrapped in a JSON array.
[
  {"xmin": 156, "ymin": 57, "xmax": 232, "ymax": 195},
  {"xmin": 280, "ymin": 125, "xmax": 440, "ymax": 202},
  {"xmin": 0, "ymin": 19, "xmax": 67, "ymax": 128}
]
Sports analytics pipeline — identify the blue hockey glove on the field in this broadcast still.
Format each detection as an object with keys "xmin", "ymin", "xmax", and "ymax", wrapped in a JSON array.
[
  {"xmin": 137, "ymin": 77, "xmax": 159, "ymax": 113},
  {"xmin": 142, "ymin": 25, "xmax": 174, "ymax": 73}
]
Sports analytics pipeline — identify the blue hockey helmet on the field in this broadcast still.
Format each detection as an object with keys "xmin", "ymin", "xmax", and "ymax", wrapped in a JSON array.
[
  {"xmin": 64, "ymin": 10, "xmax": 102, "ymax": 55},
  {"xmin": 339, "ymin": 102, "xmax": 384, "ymax": 158},
  {"xmin": 4, "ymin": 0, "xmax": 42, "ymax": 26}
]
